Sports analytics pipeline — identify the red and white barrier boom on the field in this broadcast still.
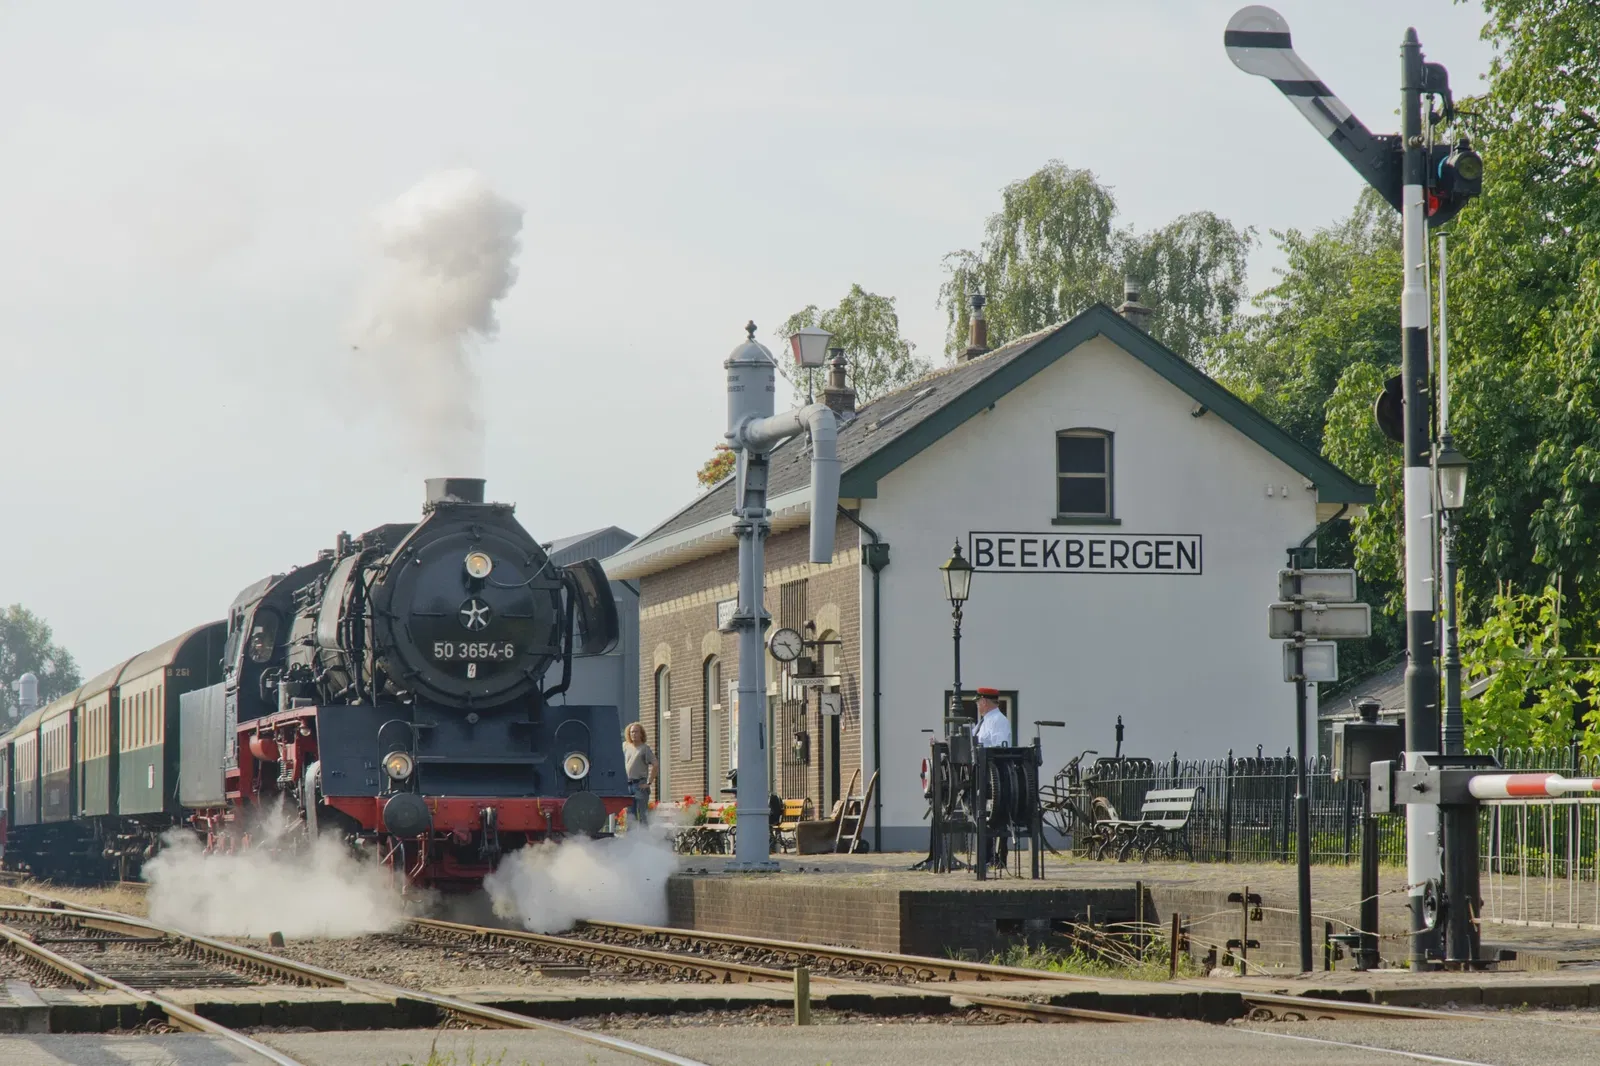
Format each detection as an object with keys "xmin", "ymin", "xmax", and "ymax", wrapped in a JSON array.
[{"xmin": 1468, "ymin": 774, "xmax": 1600, "ymax": 800}]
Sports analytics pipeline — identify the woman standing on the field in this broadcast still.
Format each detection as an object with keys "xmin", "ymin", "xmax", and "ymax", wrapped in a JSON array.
[{"xmin": 621, "ymin": 722, "xmax": 658, "ymax": 826}]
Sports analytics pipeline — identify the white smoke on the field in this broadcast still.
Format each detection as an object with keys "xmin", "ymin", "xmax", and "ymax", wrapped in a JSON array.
[
  {"xmin": 143, "ymin": 829, "xmax": 403, "ymax": 939},
  {"xmin": 349, "ymin": 169, "xmax": 525, "ymax": 476},
  {"xmin": 483, "ymin": 831, "xmax": 678, "ymax": 933}
]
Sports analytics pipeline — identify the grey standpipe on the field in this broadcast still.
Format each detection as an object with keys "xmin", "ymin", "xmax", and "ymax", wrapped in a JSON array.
[{"xmin": 723, "ymin": 322, "xmax": 840, "ymax": 872}]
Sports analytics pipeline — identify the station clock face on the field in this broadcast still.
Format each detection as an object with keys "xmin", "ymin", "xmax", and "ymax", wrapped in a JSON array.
[{"xmin": 767, "ymin": 627, "xmax": 804, "ymax": 663}]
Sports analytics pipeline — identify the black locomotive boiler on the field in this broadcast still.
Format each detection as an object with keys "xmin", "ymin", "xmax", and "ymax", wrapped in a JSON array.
[{"xmin": 0, "ymin": 477, "xmax": 630, "ymax": 888}]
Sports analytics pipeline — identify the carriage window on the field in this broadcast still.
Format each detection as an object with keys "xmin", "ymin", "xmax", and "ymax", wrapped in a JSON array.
[{"xmin": 1056, "ymin": 429, "xmax": 1113, "ymax": 519}]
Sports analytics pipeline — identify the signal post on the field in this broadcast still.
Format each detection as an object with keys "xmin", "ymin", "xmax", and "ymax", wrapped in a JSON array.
[{"xmin": 1229, "ymin": 5, "xmax": 1484, "ymax": 967}]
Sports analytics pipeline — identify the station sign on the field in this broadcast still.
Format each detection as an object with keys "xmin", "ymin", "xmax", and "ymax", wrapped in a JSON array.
[
  {"xmin": 1283, "ymin": 641, "xmax": 1338, "ymax": 683},
  {"xmin": 969, "ymin": 532, "xmax": 1201, "ymax": 575},
  {"xmin": 1268, "ymin": 602, "xmax": 1372, "ymax": 640},
  {"xmin": 1278, "ymin": 568, "xmax": 1358, "ymax": 603}
]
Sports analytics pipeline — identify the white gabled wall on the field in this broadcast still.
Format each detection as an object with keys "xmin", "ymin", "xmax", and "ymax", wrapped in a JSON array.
[{"xmin": 861, "ymin": 335, "xmax": 1322, "ymax": 848}]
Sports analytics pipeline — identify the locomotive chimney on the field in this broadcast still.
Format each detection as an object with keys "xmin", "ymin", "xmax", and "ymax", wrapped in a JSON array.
[{"xmin": 424, "ymin": 477, "xmax": 487, "ymax": 506}]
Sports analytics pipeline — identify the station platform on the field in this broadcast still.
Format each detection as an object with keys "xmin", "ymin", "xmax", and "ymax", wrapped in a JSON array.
[{"xmin": 666, "ymin": 851, "xmax": 1600, "ymax": 972}]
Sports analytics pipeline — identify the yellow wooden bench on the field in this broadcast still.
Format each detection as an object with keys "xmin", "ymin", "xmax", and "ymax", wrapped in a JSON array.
[{"xmin": 774, "ymin": 798, "xmax": 812, "ymax": 852}]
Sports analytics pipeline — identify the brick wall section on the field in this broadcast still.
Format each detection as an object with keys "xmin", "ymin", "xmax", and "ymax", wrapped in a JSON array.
[
  {"xmin": 637, "ymin": 515, "xmax": 862, "ymax": 809},
  {"xmin": 667, "ymin": 875, "xmax": 1136, "ymax": 956}
]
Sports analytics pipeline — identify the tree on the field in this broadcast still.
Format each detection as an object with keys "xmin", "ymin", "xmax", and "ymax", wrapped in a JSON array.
[
  {"xmin": 696, "ymin": 444, "xmax": 735, "ymax": 489},
  {"xmin": 0, "ymin": 605, "xmax": 82, "ymax": 719},
  {"xmin": 938, "ymin": 161, "xmax": 1253, "ymax": 363},
  {"xmin": 775, "ymin": 285, "xmax": 930, "ymax": 405},
  {"xmin": 1213, "ymin": 189, "xmax": 1401, "ymax": 451}
]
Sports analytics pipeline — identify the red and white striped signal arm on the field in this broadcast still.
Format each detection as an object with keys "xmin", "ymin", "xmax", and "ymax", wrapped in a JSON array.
[{"xmin": 1468, "ymin": 775, "xmax": 1600, "ymax": 800}]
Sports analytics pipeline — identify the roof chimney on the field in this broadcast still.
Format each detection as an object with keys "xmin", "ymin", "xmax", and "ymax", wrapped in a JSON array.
[
  {"xmin": 1118, "ymin": 277, "xmax": 1154, "ymax": 332},
  {"xmin": 963, "ymin": 292, "xmax": 990, "ymax": 361},
  {"xmin": 822, "ymin": 347, "xmax": 856, "ymax": 417}
]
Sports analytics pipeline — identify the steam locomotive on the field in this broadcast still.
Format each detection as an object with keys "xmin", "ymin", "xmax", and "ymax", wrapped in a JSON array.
[{"xmin": 0, "ymin": 478, "xmax": 631, "ymax": 889}]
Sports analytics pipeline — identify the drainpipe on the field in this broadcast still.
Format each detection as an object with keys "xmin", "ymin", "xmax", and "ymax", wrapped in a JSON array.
[{"xmin": 839, "ymin": 505, "xmax": 888, "ymax": 853}]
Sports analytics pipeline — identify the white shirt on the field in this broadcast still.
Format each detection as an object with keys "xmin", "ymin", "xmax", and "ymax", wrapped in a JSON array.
[{"xmin": 974, "ymin": 707, "xmax": 1010, "ymax": 748}]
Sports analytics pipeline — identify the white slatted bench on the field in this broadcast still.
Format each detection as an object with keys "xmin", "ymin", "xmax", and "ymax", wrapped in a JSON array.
[{"xmin": 1099, "ymin": 787, "xmax": 1200, "ymax": 861}]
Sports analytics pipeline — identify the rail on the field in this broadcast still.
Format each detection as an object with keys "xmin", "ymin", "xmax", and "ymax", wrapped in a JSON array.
[
  {"xmin": 540, "ymin": 918, "xmax": 1483, "ymax": 1025},
  {"xmin": 409, "ymin": 917, "xmax": 1147, "ymax": 1024},
  {"xmin": 572, "ymin": 918, "xmax": 1102, "ymax": 983}
]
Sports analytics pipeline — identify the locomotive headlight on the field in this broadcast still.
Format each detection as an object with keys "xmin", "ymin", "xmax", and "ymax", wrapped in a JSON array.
[
  {"xmin": 383, "ymin": 750, "xmax": 415, "ymax": 781},
  {"xmin": 464, "ymin": 551, "xmax": 494, "ymax": 580},
  {"xmin": 562, "ymin": 751, "xmax": 591, "ymax": 780}
]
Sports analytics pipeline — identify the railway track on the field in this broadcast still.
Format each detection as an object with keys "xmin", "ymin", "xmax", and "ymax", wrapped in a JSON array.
[
  {"xmin": 0, "ymin": 905, "xmax": 310, "ymax": 1066},
  {"xmin": 0, "ymin": 880, "xmax": 1510, "ymax": 1032},
  {"xmin": 564, "ymin": 918, "xmax": 1494, "ymax": 1026},
  {"xmin": 0, "ymin": 895, "xmax": 709, "ymax": 1066}
]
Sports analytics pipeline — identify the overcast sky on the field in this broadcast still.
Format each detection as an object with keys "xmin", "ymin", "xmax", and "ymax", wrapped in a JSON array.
[{"xmin": 0, "ymin": 1, "xmax": 1495, "ymax": 675}]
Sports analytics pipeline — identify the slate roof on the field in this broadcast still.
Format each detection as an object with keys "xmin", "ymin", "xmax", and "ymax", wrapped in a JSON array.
[
  {"xmin": 1319, "ymin": 660, "xmax": 1406, "ymax": 717},
  {"xmin": 542, "ymin": 526, "xmax": 636, "ymax": 566},
  {"xmin": 608, "ymin": 304, "xmax": 1372, "ymax": 579},
  {"xmin": 640, "ymin": 322, "xmax": 1062, "ymax": 545}
]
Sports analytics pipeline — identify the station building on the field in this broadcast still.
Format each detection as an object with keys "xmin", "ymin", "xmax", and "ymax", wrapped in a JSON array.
[{"xmin": 603, "ymin": 300, "xmax": 1371, "ymax": 850}]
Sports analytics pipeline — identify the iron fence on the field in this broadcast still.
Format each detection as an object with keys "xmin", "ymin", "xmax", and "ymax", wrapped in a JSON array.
[{"xmin": 1082, "ymin": 745, "xmax": 1590, "ymax": 868}]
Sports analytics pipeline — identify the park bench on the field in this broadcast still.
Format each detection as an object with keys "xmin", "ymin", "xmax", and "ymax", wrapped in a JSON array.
[
  {"xmin": 1098, "ymin": 787, "xmax": 1200, "ymax": 861},
  {"xmin": 672, "ymin": 803, "xmax": 735, "ymax": 855}
]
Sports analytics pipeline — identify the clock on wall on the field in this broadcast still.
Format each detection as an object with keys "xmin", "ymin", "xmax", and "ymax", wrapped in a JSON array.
[{"xmin": 767, "ymin": 626, "xmax": 804, "ymax": 663}]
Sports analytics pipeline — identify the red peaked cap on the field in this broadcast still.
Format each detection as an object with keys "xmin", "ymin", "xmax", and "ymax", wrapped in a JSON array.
[{"xmin": 976, "ymin": 687, "xmax": 1000, "ymax": 698}]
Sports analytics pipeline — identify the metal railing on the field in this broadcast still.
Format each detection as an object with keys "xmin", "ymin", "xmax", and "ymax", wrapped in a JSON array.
[
  {"xmin": 1082, "ymin": 746, "xmax": 1592, "ymax": 869},
  {"xmin": 1479, "ymin": 748, "xmax": 1600, "ymax": 930}
]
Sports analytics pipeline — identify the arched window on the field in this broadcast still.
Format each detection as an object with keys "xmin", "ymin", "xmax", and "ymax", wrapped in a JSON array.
[
  {"xmin": 653, "ymin": 665, "xmax": 672, "ymax": 801},
  {"xmin": 703, "ymin": 656, "xmax": 723, "ymax": 796},
  {"xmin": 1056, "ymin": 429, "xmax": 1113, "ymax": 520},
  {"xmin": 819, "ymin": 630, "xmax": 840, "ymax": 682}
]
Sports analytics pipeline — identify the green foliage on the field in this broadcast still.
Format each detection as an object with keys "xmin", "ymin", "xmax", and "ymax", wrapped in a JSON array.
[
  {"xmin": 0, "ymin": 605, "xmax": 82, "ymax": 718},
  {"xmin": 1461, "ymin": 583, "xmax": 1600, "ymax": 755},
  {"xmin": 776, "ymin": 284, "xmax": 930, "ymax": 405},
  {"xmin": 1446, "ymin": 0, "xmax": 1600, "ymax": 620},
  {"xmin": 1213, "ymin": 188, "xmax": 1401, "ymax": 451},
  {"xmin": 939, "ymin": 161, "xmax": 1253, "ymax": 362}
]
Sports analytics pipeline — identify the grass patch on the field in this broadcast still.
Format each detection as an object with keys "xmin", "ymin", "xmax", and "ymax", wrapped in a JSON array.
[{"xmin": 992, "ymin": 938, "xmax": 1208, "ymax": 982}]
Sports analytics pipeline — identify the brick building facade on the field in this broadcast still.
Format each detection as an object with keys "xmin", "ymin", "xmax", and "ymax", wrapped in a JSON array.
[{"xmin": 635, "ymin": 513, "xmax": 862, "ymax": 817}]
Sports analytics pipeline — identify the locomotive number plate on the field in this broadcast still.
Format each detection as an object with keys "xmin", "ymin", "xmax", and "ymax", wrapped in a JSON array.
[{"xmin": 432, "ymin": 641, "xmax": 516, "ymax": 661}]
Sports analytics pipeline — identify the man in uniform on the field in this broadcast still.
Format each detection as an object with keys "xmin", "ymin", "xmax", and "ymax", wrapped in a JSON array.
[
  {"xmin": 973, "ymin": 687, "xmax": 1010, "ymax": 748},
  {"xmin": 972, "ymin": 687, "xmax": 1010, "ymax": 869}
]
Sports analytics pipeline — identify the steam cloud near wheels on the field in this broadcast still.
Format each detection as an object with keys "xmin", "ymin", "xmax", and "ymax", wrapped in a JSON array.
[{"xmin": 349, "ymin": 169, "xmax": 524, "ymax": 477}]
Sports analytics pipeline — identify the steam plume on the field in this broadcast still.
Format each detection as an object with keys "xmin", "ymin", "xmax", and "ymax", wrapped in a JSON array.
[
  {"xmin": 483, "ymin": 831, "xmax": 677, "ymax": 933},
  {"xmin": 350, "ymin": 169, "xmax": 524, "ymax": 476},
  {"xmin": 143, "ymin": 830, "xmax": 402, "ymax": 938}
]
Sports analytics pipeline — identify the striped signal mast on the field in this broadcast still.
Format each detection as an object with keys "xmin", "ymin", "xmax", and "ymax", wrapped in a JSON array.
[{"xmin": 1226, "ymin": 6, "xmax": 1482, "ymax": 971}]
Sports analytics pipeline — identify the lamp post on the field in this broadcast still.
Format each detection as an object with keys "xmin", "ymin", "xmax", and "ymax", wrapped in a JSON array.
[
  {"xmin": 1436, "ymin": 435, "xmax": 1468, "ymax": 754},
  {"xmin": 940, "ymin": 542, "xmax": 974, "ymax": 736},
  {"xmin": 1435, "ymin": 433, "xmax": 1474, "ymax": 962}
]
